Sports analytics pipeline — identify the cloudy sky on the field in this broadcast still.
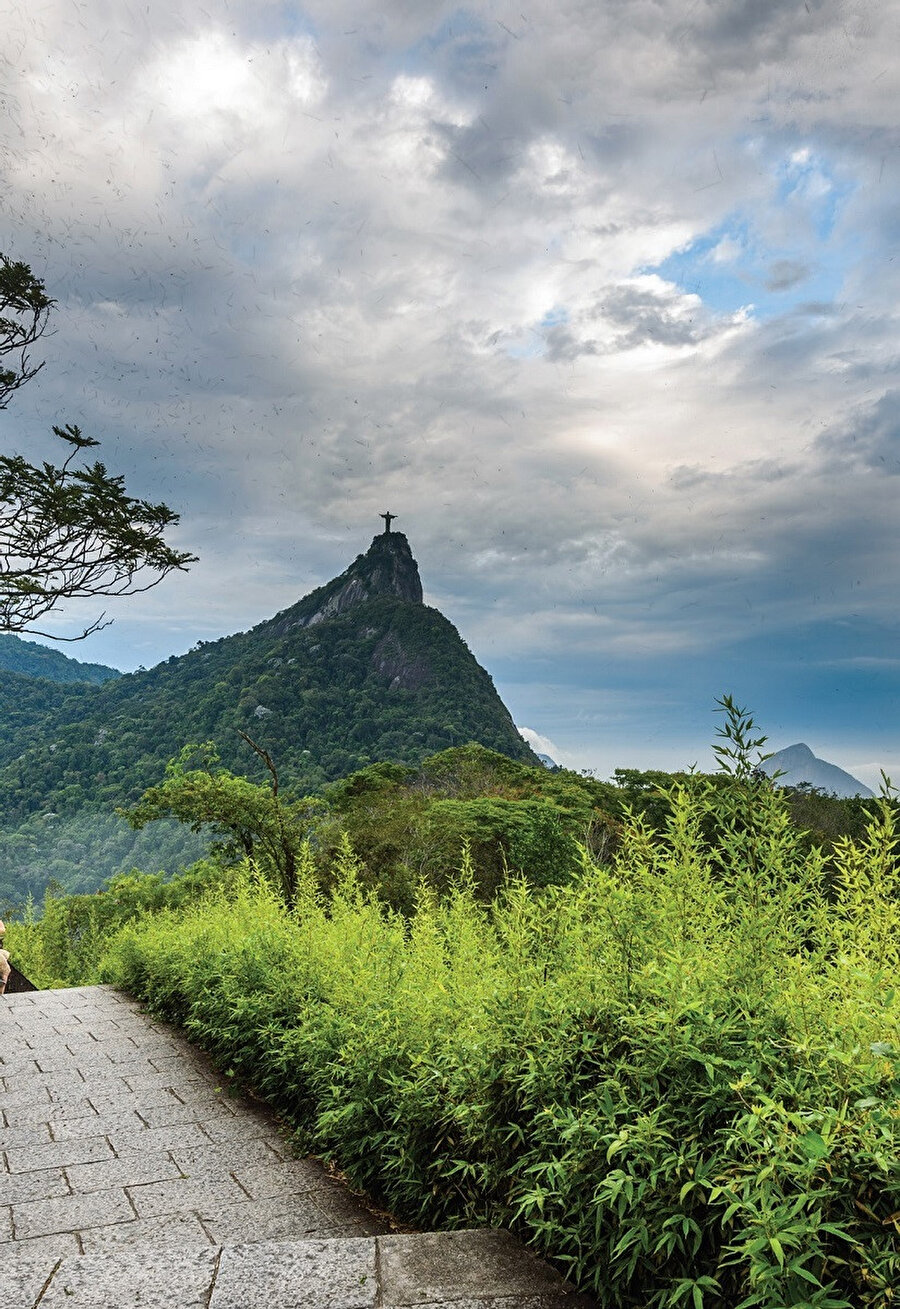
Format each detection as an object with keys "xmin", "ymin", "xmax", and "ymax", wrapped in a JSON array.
[{"xmin": 2, "ymin": 0, "xmax": 898, "ymax": 787}]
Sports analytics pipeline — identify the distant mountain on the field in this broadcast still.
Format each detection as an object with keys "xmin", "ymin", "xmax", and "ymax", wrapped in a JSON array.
[
  {"xmin": 0, "ymin": 530, "xmax": 538, "ymax": 821},
  {"xmin": 0, "ymin": 634, "xmax": 120, "ymax": 685},
  {"xmin": 761, "ymin": 743, "xmax": 874, "ymax": 799},
  {"xmin": 536, "ymin": 752, "xmax": 559, "ymax": 770}
]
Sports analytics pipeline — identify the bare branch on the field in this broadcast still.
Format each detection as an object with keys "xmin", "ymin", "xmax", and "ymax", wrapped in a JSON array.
[{"xmin": 237, "ymin": 731, "xmax": 280, "ymax": 797}]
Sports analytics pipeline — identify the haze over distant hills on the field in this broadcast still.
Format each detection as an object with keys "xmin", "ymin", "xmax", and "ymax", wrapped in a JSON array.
[
  {"xmin": 0, "ymin": 634, "xmax": 120, "ymax": 685},
  {"xmin": 761, "ymin": 743, "xmax": 874, "ymax": 799}
]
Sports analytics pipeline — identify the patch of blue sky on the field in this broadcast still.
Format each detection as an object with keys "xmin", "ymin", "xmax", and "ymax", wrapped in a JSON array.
[
  {"xmin": 774, "ymin": 147, "xmax": 855, "ymax": 243},
  {"xmin": 244, "ymin": 2, "xmax": 320, "ymax": 43},
  {"xmin": 647, "ymin": 145, "xmax": 859, "ymax": 321},
  {"xmin": 505, "ymin": 336, "xmax": 546, "ymax": 360},
  {"xmin": 646, "ymin": 214, "xmax": 851, "ymax": 321},
  {"xmin": 399, "ymin": 9, "xmax": 500, "ymax": 85},
  {"xmin": 540, "ymin": 305, "xmax": 569, "ymax": 329},
  {"xmin": 501, "ymin": 307, "xmax": 568, "ymax": 358}
]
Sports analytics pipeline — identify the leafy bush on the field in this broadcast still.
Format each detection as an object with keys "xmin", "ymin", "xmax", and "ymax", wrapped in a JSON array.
[
  {"xmin": 88, "ymin": 732, "xmax": 899, "ymax": 1307},
  {"xmin": 5, "ymin": 858, "xmax": 241, "ymax": 988}
]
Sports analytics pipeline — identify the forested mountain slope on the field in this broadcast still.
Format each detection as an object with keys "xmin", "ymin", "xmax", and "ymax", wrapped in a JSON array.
[
  {"xmin": 0, "ymin": 634, "xmax": 121, "ymax": 684},
  {"xmin": 0, "ymin": 531, "xmax": 536, "ymax": 821}
]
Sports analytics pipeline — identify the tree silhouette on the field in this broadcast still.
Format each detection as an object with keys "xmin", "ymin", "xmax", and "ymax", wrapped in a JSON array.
[{"xmin": 0, "ymin": 254, "xmax": 196, "ymax": 639}]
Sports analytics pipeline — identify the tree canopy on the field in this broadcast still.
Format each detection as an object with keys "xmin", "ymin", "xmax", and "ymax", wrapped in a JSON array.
[
  {"xmin": 0, "ymin": 255, "xmax": 54, "ymax": 409},
  {"xmin": 0, "ymin": 253, "xmax": 196, "ymax": 639}
]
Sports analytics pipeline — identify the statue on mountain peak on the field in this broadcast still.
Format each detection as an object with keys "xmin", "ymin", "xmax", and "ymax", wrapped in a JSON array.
[{"xmin": 380, "ymin": 511, "xmax": 396, "ymax": 533}]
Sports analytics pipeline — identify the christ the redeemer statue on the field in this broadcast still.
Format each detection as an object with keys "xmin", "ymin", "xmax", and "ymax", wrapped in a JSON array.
[{"xmin": 380, "ymin": 511, "xmax": 396, "ymax": 533}]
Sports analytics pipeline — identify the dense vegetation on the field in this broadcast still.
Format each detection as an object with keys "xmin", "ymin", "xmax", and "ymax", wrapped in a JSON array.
[
  {"xmin": 0, "ymin": 594, "xmax": 535, "ymax": 825},
  {"xmin": 0, "ymin": 633, "xmax": 120, "ymax": 684},
  {"xmin": 7, "ymin": 706, "xmax": 898, "ymax": 1308},
  {"xmin": 0, "ymin": 733, "xmax": 878, "ymax": 914},
  {"xmin": 0, "ymin": 810, "xmax": 209, "ymax": 915}
]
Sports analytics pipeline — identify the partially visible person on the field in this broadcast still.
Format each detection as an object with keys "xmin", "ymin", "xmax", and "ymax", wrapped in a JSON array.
[{"xmin": 0, "ymin": 919, "xmax": 11, "ymax": 995}]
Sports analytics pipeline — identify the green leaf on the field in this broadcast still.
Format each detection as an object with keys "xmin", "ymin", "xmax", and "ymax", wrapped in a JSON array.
[{"xmin": 798, "ymin": 1131, "xmax": 828, "ymax": 1160}]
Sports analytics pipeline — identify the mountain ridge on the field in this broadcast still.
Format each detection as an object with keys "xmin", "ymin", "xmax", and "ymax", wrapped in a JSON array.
[
  {"xmin": 0, "ymin": 633, "xmax": 121, "ymax": 685},
  {"xmin": 0, "ymin": 531, "xmax": 537, "ymax": 820}
]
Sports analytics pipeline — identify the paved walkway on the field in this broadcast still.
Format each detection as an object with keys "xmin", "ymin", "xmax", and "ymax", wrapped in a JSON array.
[{"xmin": 2, "ymin": 986, "xmax": 592, "ymax": 1308}]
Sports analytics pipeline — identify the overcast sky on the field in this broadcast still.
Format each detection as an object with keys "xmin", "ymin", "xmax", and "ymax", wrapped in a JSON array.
[{"xmin": 2, "ymin": 0, "xmax": 898, "ymax": 787}]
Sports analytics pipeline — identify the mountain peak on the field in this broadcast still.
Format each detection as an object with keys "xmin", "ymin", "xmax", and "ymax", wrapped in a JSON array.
[
  {"xmin": 272, "ymin": 530, "xmax": 424, "ymax": 634},
  {"xmin": 774, "ymin": 742, "xmax": 816, "ymax": 763},
  {"xmin": 356, "ymin": 530, "xmax": 424, "ymax": 605},
  {"xmin": 761, "ymin": 742, "xmax": 873, "ymax": 798}
]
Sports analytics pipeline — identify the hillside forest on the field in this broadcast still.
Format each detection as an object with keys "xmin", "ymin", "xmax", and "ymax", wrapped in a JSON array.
[{"xmin": 6, "ymin": 699, "xmax": 898, "ymax": 1309}]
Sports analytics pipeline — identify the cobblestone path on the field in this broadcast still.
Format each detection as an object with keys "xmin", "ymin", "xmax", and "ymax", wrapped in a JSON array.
[{"xmin": 2, "ymin": 986, "xmax": 591, "ymax": 1308}]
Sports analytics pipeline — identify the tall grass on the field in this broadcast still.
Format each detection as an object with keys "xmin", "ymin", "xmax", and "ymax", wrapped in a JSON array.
[{"xmin": 73, "ymin": 768, "xmax": 900, "ymax": 1308}]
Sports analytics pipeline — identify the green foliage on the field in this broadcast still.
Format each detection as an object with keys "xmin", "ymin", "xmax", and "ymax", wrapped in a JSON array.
[
  {"xmin": 5, "ymin": 858, "xmax": 236, "ymax": 988},
  {"xmin": 46, "ymin": 707, "xmax": 893, "ymax": 1308},
  {"xmin": 0, "ymin": 424, "xmax": 197, "ymax": 641},
  {"xmin": 123, "ymin": 743, "xmax": 322, "ymax": 907},
  {"xmin": 0, "ymin": 251, "xmax": 196, "ymax": 642},
  {"xmin": 0, "ymin": 253, "xmax": 53, "ymax": 407},
  {"xmin": 0, "ymin": 595, "xmax": 536, "ymax": 825},
  {"xmin": 320, "ymin": 745, "xmax": 620, "ymax": 906},
  {"xmin": 0, "ymin": 808, "xmax": 210, "ymax": 915},
  {"xmin": 0, "ymin": 633, "xmax": 120, "ymax": 684}
]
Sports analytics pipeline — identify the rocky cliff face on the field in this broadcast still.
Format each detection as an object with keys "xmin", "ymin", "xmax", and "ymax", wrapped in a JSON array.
[{"xmin": 270, "ymin": 532, "xmax": 423, "ymax": 635}]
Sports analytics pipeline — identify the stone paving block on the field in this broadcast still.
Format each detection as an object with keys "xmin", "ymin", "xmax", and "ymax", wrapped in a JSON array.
[
  {"xmin": 211, "ymin": 1237, "xmax": 378, "ymax": 1309},
  {"xmin": 377, "ymin": 1231, "xmax": 576, "ymax": 1307},
  {"xmin": 123, "ymin": 1068, "xmax": 215, "ymax": 1092},
  {"xmin": 78, "ymin": 1211, "xmax": 213, "ymax": 1253},
  {"xmin": 0, "ymin": 1085, "xmax": 52, "ymax": 1112},
  {"xmin": 1, "ymin": 1202, "xmax": 12, "ymax": 1240},
  {"xmin": 0, "ymin": 1056, "xmax": 39, "ymax": 1076},
  {"xmin": 65, "ymin": 1149, "xmax": 182, "ymax": 1194},
  {"xmin": 61, "ymin": 1039, "xmax": 105, "ymax": 1056},
  {"xmin": 397, "ymin": 1298, "xmax": 586, "ymax": 1309},
  {"xmin": 74, "ymin": 1020, "xmax": 123, "ymax": 1039},
  {"xmin": 22, "ymin": 1070, "xmax": 89, "ymax": 1094},
  {"xmin": 120, "ymin": 1038, "xmax": 182, "ymax": 1059},
  {"xmin": 12, "ymin": 1185, "xmax": 134, "ymax": 1240},
  {"xmin": 167, "ymin": 1080, "xmax": 237, "ymax": 1105},
  {"xmin": 202, "ymin": 1195, "xmax": 341, "ymax": 1246},
  {"xmin": 171, "ymin": 1137, "xmax": 284, "ymax": 1179},
  {"xmin": 0, "ymin": 1122, "xmax": 53, "ymax": 1151},
  {"xmin": 56, "ymin": 1041, "xmax": 101, "ymax": 1057},
  {"xmin": 4, "ymin": 1249, "xmax": 61, "ymax": 1309},
  {"xmin": 40, "ymin": 1055, "xmax": 116, "ymax": 1077},
  {"xmin": 1, "ymin": 1231, "xmax": 82, "ymax": 1258},
  {"xmin": 39, "ymin": 1243, "xmax": 219, "ymax": 1308},
  {"xmin": 98, "ymin": 1043, "xmax": 149, "ymax": 1066},
  {"xmin": 5, "ymin": 1133, "xmax": 114, "ymax": 1174},
  {"xmin": 150, "ymin": 1051, "xmax": 218, "ymax": 1076},
  {"xmin": 3, "ymin": 1097, "xmax": 97, "ymax": 1126},
  {"xmin": 127, "ymin": 1173, "xmax": 247, "ymax": 1218},
  {"xmin": 138, "ymin": 1098, "xmax": 236, "ymax": 1129},
  {"xmin": 231, "ymin": 1157, "xmax": 336, "ymax": 1201},
  {"xmin": 86, "ymin": 1087, "xmax": 180, "ymax": 1115},
  {"xmin": 0, "ymin": 1167, "xmax": 71, "ymax": 1205},
  {"xmin": 50, "ymin": 1108, "xmax": 147, "ymax": 1141},
  {"xmin": 77, "ymin": 1071, "xmax": 138, "ymax": 1097},
  {"xmin": 201, "ymin": 1114, "xmax": 289, "ymax": 1147},
  {"xmin": 310, "ymin": 1186, "xmax": 389, "ymax": 1237},
  {"xmin": 106, "ymin": 1121, "xmax": 212, "ymax": 1155}
]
